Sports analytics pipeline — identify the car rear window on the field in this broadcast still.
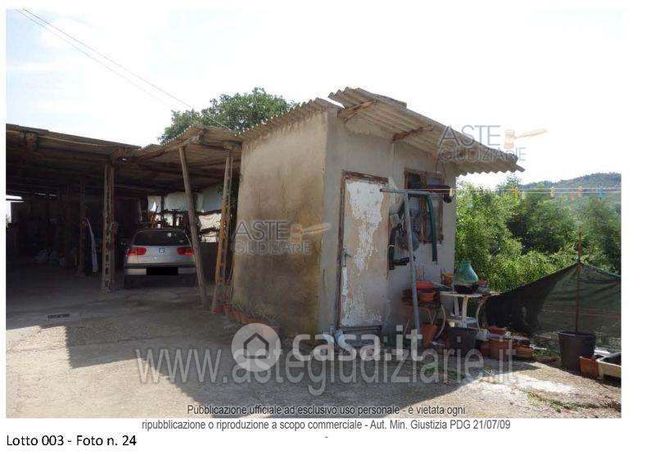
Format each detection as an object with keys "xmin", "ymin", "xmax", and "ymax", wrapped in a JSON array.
[{"xmin": 133, "ymin": 230, "xmax": 189, "ymax": 246}]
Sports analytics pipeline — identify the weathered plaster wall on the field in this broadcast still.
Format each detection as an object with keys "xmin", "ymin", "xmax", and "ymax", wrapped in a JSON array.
[
  {"xmin": 320, "ymin": 110, "xmax": 457, "ymax": 334},
  {"xmin": 232, "ymin": 108, "xmax": 457, "ymax": 336},
  {"xmin": 231, "ymin": 112, "xmax": 330, "ymax": 335}
]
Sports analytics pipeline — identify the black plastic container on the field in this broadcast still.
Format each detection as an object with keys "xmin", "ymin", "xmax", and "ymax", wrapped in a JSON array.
[
  {"xmin": 447, "ymin": 326, "xmax": 478, "ymax": 356},
  {"xmin": 558, "ymin": 331, "xmax": 596, "ymax": 372}
]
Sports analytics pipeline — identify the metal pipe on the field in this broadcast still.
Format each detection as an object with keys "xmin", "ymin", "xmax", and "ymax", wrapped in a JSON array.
[
  {"xmin": 402, "ymin": 193, "xmax": 421, "ymax": 339},
  {"xmin": 380, "ymin": 188, "xmax": 448, "ymax": 197}
]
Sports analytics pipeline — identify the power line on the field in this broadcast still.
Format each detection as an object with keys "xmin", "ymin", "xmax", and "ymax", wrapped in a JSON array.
[
  {"xmin": 16, "ymin": 9, "xmax": 173, "ymax": 109},
  {"xmin": 22, "ymin": 8, "xmax": 194, "ymax": 110},
  {"xmin": 16, "ymin": 9, "xmax": 193, "ymax": 111}
]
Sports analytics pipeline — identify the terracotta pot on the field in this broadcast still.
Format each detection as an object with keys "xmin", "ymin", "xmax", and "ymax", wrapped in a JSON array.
[
  {"xmin": 488, "ymin": 326, "xmax": 507, "ymax": 336},
  {"xmin": 580, "ymin": 356, "xmax": 600, "ymax": 379},
  {"xmin": 514, "ymin": 345, "xmax": 534, "ymax": 360},
  {"xmin": 489, "ymin": 338, "xmax": 514, "ymax": 360},
  {"xmin": 416, "ymin": 280, "xmax": 434, "ymax": 291},
  {"xmin": 420, "ymin": 323, "xmax": 439, "ymax": 348},
  {"xmin": 418, "ymin": 291, "xmax": 436, "ymax": 303}
]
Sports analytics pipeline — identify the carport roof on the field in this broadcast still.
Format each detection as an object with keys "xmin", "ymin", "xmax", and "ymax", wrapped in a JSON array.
[
  {"xmin": 125, "ymin": 125, "xmax": 241, "ymax": 179},
  {"xmin": 6, "ymin": 87, "xmax": 521, "ymax": 198},
  {"xmin": 6, "ymin": 123, "xmax": 237, "ymax": 196}
]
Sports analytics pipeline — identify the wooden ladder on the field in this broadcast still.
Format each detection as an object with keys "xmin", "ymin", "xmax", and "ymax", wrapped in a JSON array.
[{"xmin": 211, "ymin": 152, "xmax": 233, "ymax": 311}]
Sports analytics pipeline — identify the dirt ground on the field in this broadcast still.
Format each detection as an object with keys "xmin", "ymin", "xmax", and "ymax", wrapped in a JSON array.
[{"xmin": 6, "ymin": 265, "xmax": 620, "ymax": 418}]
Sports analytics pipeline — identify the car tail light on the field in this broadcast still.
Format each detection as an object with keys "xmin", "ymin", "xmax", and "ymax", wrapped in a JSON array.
[
  {"xmin": 127, "ymin": 246, "xmax": 147, "ymax": 256},
  {"xmin": 177, "ymin": 246, "xmax": 194, "ymax": 256}
]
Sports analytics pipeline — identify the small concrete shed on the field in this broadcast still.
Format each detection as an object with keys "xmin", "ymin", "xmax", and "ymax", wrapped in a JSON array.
[{"xmin": 231, "ymin": 88, "xmax": 522, "ymax": 335}]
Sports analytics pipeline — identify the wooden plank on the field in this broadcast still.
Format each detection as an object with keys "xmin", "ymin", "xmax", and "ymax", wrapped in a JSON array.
[
  {"xmin": 101, "ymin": 164, "xmax": 116, "ymax": 292},
  {"xmin": 77, "ymin": 180, "xmax": 87, "ymax": 276},
  {"xmin": 63, "ymin": 185, "xmax": 72, "ymax": 262},
  {"xmin": 179, "ymin": 146, "xmax": 208, "ymax": 306},
  {"xmin": 211, "ymin": 152, "xmax": 233, "ymax": 312}
]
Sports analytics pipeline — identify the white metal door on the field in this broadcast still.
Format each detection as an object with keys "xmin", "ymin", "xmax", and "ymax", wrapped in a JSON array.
[{"xmin": 339, "ymin": 176, "xmax": 390, "ymax": 328}]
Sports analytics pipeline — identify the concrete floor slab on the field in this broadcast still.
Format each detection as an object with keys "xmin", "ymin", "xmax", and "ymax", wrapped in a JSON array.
[{"xmin": 6, "ymin": 265, "xmax": 620, "ymax": 418}]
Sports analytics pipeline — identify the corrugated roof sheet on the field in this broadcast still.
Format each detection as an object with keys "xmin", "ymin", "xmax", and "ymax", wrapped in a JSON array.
[
  {"xmin": 128, "ymin": 88, "xmax": 523, "ymax": 176},
  {"xmin": 239, "ymin": 98, "xmax": 338, "ymax": 142},
  {"xmin": 328, "ymin": 88, "xmax": 523, "ymax": 175}
]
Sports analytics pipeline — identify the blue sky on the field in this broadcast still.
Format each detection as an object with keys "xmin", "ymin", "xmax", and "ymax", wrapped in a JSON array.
[{"xmin": 5, "ymin": 1, "xmax": 629, "ymax": 186}]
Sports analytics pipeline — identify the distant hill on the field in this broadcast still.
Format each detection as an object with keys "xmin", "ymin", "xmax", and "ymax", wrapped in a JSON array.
[
  {"xmin": 520, "ymin": 172, "xmax": 621, "ymax": 209},
  {"xmin": 520, "ymin": 173, "xmax": 621, "ymax": 190}
]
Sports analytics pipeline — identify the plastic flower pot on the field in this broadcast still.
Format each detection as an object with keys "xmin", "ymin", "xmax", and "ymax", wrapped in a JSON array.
[{"xmin": 558, "ymin": 331, "xmax": 596, "ymax": 372}]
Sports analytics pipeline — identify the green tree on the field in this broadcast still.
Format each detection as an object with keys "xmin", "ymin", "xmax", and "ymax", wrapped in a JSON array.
[
  {"xmin": 578, "ymin": 197, "xmax": 621, "ymax": 273},
  {"xmin": 159, "ymin": 87, "xmax": 295, "ymax": 142},
  {"xmin": 455, "ymin": 178, "xmax": 620, "ymax": 292},
  {"xmin": 456, "ymin": 181, "xmax": 572, "ymax": 292},
  {"xmin": 508, "ymin": 191, "xmax": 577, "ymax": 254}
]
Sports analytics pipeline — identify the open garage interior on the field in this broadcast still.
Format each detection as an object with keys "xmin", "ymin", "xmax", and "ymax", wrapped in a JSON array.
[{"xmin": 6, "ymin": 123, "xmax": 241, "ymax": 303}]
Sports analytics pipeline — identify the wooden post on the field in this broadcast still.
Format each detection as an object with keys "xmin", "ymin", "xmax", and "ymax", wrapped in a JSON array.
[
  {"xmin": 179, "ymin": 146, "xmax": 208, "ymax": 306},
  {"xmin": 56, "ymin": 187, "xmax": 64, "ymax": 256},
  {"xmin": 211, "ymin": 152, "xmax": 233, "ymax": 311},
  {"xmin": 575, "ymin": 229, "xmax": 582, "ymax": 333},
  {"xmin": 77, "ymin": 179, "xmax": 87, "ymax": 275},
  {"xmin": 101, "ymin": 164, "xmax": 116, "ymax": 292},
  {"xmin": 63, "ymin": 185, "xmax": 72, "ymax": 265},
  {"xmin": 159, "ymin": 195, "xmax": 165, "ymax": 227}
]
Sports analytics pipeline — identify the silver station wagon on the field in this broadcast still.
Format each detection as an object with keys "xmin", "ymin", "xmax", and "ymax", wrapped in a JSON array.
[{"xmin": 123, "ymin": 228, "xmax": 196, "ymax": 288}]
